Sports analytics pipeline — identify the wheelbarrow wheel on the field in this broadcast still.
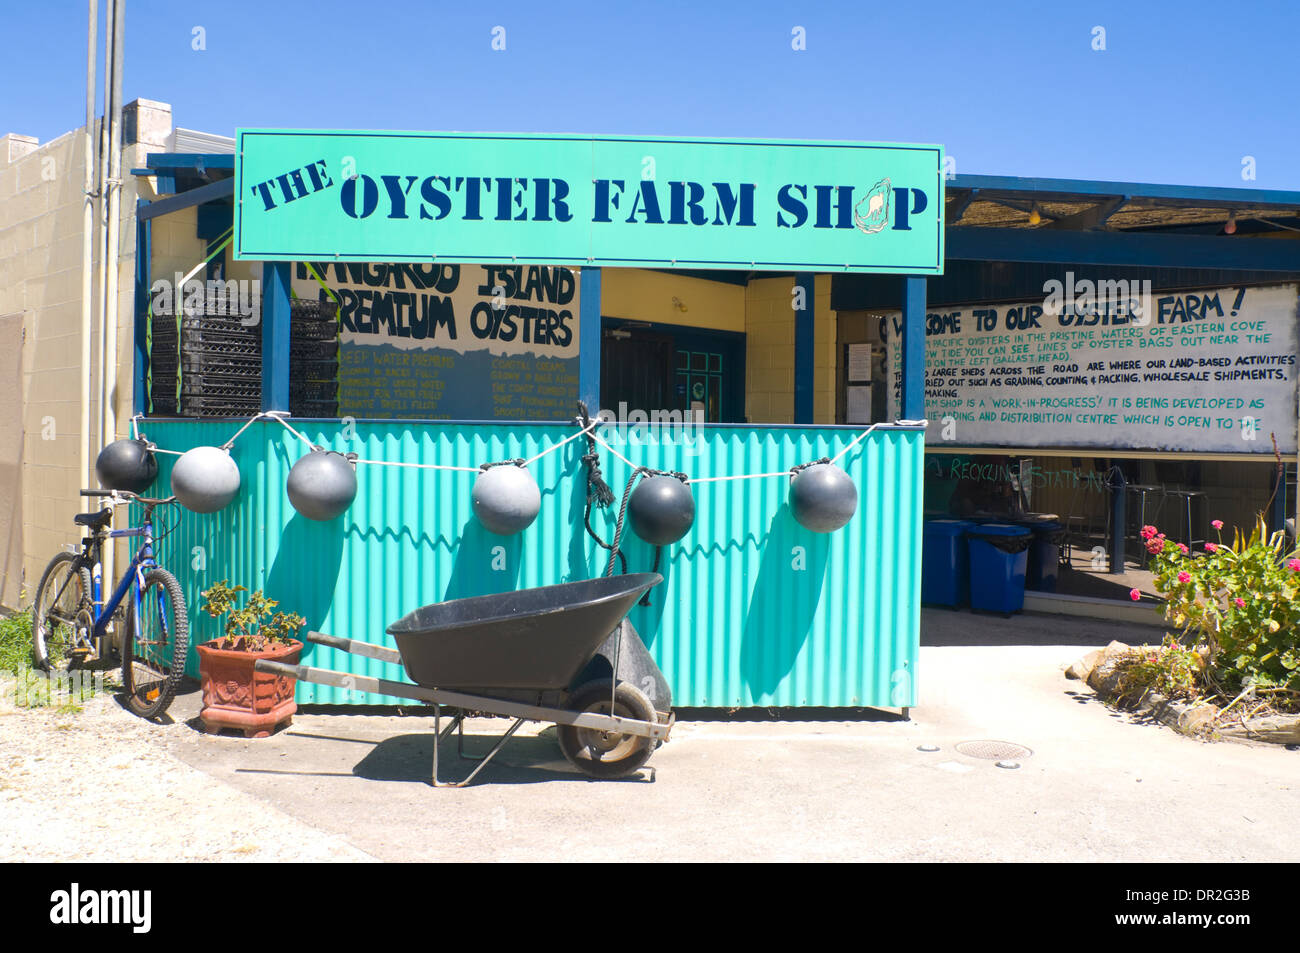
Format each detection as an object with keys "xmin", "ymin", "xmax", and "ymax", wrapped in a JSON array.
[{"xmin": 558, "ymin": 681, "xmax": 656, "ymax": 779}]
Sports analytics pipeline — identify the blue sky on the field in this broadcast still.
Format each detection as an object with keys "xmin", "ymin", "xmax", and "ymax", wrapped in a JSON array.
[{"xmin": 5, "ymin": 0, "xmax": 1298, "ymax": 190}]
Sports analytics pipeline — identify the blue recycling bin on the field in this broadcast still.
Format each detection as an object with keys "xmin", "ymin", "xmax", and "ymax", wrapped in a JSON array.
[
  {"xmin": 1027, "ymin": 519, "xmax": 1064, "ymax": 592},
  {"xmin": 1007, "ymin": 514, "xmax": 1065, "ymax": 592},
  {"xmin": 967, "ymin": 523, "xmax": 1033, "ymax": 613},
  {"xmin": 922, "ymin": 519, "xmax": 974, "ymax": 606}
]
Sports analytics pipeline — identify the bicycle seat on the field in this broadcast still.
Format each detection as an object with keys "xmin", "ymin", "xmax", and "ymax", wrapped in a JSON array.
[{"xmin": 74, "ymin": 510, "xmax": 113, "ymax": 530}]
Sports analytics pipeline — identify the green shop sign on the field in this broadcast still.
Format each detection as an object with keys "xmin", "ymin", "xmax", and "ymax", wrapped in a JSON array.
[{"xmin": 234, "ymin": 131, "xmax": 944, "ymax": 274}]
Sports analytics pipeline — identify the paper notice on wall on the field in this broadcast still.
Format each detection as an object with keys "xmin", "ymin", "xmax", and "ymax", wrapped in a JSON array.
[
  {"xmin": 847, "ymin": 386, "xmax": 872, "ymax": 424},
  {"xmin": 848, "ymin": 344, "xmax": 872, "ymax": 382},
  {"xmin": 884, "ymin": 283, "xmax": 1299, "ymax": 454}
]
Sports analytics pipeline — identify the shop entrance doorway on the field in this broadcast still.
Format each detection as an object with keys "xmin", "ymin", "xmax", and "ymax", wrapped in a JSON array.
[{"xmin": 600, "ymin": 319, "xmax": 746, "ymax": 423}]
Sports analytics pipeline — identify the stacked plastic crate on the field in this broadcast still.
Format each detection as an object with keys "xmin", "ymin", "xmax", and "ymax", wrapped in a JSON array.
[
  {"xmin": 179, "ymin": 288, "xmax": 263, "ymax": 418},
  {"xmin": 289, "ymin": 298, "xmax": 340, "ymax": 418},
  {"xmin": 148, "ymin": 309, "xmax": 179, "ymax": 415},
  {"xmin": 147, "ymin": 289, "xmax": 262, "ymax": 418},
  {"xmin": 147, "ymin": 294, "xmax": 339, "ymax": 418}
]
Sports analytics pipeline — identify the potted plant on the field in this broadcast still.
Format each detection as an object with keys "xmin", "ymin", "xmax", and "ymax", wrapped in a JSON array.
[{"xmin": 196, "ymin": 581, "xmax": 306, "ymax": 738}]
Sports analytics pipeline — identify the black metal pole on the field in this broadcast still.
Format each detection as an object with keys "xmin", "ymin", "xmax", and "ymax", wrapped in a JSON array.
[{"xmin": 1109, "ymin": 466, "xmax": 1127, "ymax": 574}]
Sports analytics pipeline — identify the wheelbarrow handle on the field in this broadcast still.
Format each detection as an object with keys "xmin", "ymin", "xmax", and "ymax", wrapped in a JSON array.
[
  {"xmin": 253, "ymin": 659, "xmax": 673, "ymax": 742},
  {"xmin": 303, "ymin": 630, "xmax": 402, "ymax": 666}
]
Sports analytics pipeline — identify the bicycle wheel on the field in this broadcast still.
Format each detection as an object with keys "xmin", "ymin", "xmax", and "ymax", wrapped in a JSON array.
[
  {"xmin": 123, "ymin": 568, "xmax": 189, "ymax": 719},
  {"xmin": 31, "ymin": 552, "xmax": 92, "ymax": 673}
]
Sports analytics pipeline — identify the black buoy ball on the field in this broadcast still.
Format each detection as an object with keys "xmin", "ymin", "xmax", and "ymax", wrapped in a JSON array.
[
  {"xmin": 472, "ymin": 465, "xmax": 541, "ymax": 535},
  {"xmin": 95, "ymin": 438, "xmax": 158, "ymax": 494},
  {"xmin": 287, "ymin": 450, "xmax": 358, "ymax": 522},
  {"xmin": 789, "ymin": 463, "xmax": 858, "ymax": 533},
  {"xmin": 170, "ymin": 446, "xmax": 241, "ymax": 514},
  {"xmin": 628, "ymin": 476, "xmax": 695, "ymax": 546}
]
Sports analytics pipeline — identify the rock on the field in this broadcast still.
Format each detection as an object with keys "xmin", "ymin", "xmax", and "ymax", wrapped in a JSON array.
[
  {"xmin": 1103, "ymin": 640, "xmax": 1131, "ymax": 657},
  {"xmin": 1176, "ymin": 704, "xmax": 1219, "ymax": 736},
  {"xmin": 1065, "ymin": 649, "xmax": 1104, "ymax": 682},
  {"xmin": 1087, "ymin": 660, "xmax": 1126, "ymax": 701}
]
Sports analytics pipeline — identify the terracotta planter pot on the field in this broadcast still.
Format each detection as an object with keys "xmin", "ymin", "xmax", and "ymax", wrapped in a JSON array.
[{"xmin": 197, "ymin": 638, "xmax": 303, "ymax": 738}]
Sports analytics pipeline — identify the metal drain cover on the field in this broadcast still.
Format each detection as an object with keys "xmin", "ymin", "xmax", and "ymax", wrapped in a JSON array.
[{"xmin": 955, "ymin": 740, "xmax": 1033, "ymax": 760}]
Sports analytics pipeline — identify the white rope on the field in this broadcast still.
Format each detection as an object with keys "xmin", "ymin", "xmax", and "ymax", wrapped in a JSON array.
[
  {"xmin": 828, "ymin": 423, "xmax": 882, "ymax": 465},
  {"xmin": 137, "ymin": 408, "xmax": 906, "ymax": 483},
  {"xmin": 587, "ymin": 430, "xmax": 640, "ymax": 469},
  {"xmin": 219, "ymin": 413, "xmax": 267, "ymax": 450},
  {"xmin": 519, "ymin": 421, "xmax": 596, "ymax": 467},
  {"xmin": 263, "ymin": 412, "xmax": 320, "ymax": 450}
]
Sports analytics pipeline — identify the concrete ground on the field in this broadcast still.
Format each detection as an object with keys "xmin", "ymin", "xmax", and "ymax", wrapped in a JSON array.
[
  {"xmin": 1057, "ymin": 542, "xmax": 1160, "ymax": 602},
  {"xmin": 132, "ymin": 607, "xmax": 1300, "ymax": 863}
]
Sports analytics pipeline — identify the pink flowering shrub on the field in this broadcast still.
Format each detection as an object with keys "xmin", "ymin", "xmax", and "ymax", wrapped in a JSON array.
[{"xmin": 1147, "ymin": 518, "xmax": 1300, "ymax": 704}]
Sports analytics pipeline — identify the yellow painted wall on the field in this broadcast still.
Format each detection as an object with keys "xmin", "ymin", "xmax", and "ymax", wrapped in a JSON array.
[
  {"xmin": 743, "ymin": 276, "xmax": 794, "ymax": 423},
  {"xmin": 741, "ymin": 274, "xmax": 838, "ymax": 425},
  {"xmin": 601, "ymin": 268, "xmax": 745, "ymax": 331}
]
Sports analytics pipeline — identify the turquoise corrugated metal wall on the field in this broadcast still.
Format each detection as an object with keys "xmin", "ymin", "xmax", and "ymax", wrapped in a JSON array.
[{"xmin": 142, "ymin": 419, "xmax": 922, "ymax": 707}]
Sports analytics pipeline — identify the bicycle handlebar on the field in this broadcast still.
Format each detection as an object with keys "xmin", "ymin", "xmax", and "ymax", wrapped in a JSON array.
[{"xmin": 80, "ymin": 488, "xmax": 178, "ymax": 506}]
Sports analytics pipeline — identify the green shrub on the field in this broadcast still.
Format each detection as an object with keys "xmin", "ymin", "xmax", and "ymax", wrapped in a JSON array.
[
  {"xmin": 1111, "ymin": 637, "xmax": 1206, "ymax": 704},
  {"xmin": 0, "ymin": 609, "xmax": 103, "ymax": 710},
  {"xmin": 1145, "ymin": 518, "xmax": 1300, "ymax": 708},
  {"xmin": 200, "ymin": 581, "xmax": 305, "ymax": 652},
  {"xmin": 0, "ymin": 609, "xmax": 34, "ymax": 674}
]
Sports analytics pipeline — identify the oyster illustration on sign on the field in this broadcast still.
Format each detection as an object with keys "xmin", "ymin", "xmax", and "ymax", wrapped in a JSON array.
[{"xmin": 854, "ymin": 177, "xmax": 891, "ymax": 233}]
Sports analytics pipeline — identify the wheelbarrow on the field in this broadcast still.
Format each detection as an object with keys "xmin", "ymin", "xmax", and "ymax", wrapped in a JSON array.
[{"xmin": 254, "ymin": 573, "xmax": 674, "ymax": 786}]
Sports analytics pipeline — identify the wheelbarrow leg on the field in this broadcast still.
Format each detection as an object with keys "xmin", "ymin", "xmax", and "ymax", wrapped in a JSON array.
[
  {"xmin": 431, "ymin": 704, "xmax": 466, "ymax": 788},
  {"xmin": 432, "ymin": 709, "xmax": 527, "ymax": 788}
]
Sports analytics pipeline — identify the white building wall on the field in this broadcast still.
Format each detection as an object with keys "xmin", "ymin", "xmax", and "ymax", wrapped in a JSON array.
[{"xmin": 0, "ymin": 100, "xmax": 210, "ymax": 609}]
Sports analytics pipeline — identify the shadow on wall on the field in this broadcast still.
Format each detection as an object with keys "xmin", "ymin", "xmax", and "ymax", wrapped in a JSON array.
[
  {"xmin": 265, "ymin": 513, "xmax": 345, "ymax": 633},
  {"xmin": 739, "ymin": 504, "xmax": 831, "ymax": 702},
  {"xmin": 442, "ymin": 517, "xmax": 523, "ymax": 601},
  {"xmin": 566, "ymin": 444, "xmax": 599, "ymax": 581},
  {"xmin": 620, "ymin": 533, "xmax": 670, "ymax": 649}
]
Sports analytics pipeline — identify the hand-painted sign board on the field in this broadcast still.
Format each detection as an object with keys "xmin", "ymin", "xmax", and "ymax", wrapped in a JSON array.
[
  {"xmin": 885, "ymin": 282, "xmax": 1300, "ymax": 454},
  {"xmin": 234, "ymin": 130, "xmax": 944, "ymax": 274},
  {"xmin": 291, "ymin": 262, "xmax": 579, "ymax": 420}
]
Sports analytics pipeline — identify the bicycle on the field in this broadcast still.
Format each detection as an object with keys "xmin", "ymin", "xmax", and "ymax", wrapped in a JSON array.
[{"xmin": 30, "ymin": 488, "xmax": 189, "ymax": 719}]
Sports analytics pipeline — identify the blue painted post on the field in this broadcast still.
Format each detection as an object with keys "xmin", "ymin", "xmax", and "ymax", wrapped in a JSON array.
[
  {"xmin": 578, "ymin": 267, "xmax": 602, "ymax": 415},
  {"xmin": 133, "ymin": 202, "xmax": 151, "ymax": 415},
  {"xmin": 794, "ymin": 273, "xmax": 814, "ymax": 424},
  {"xmin": 901, "ymin": 276, "xmax": 926, "ymax": 420},
  {"xmin": 261, "ymin": 261, "xmax": 291, "ymax": 412},
  {"xmin": 1110, "ymin": 466, "xmax": 1127, "ymax": 574}
]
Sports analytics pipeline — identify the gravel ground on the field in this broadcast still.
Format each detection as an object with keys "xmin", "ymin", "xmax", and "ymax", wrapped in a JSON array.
[{"xmin": 0, "ymin": 678, "xmax": 376, "ymax": 863}]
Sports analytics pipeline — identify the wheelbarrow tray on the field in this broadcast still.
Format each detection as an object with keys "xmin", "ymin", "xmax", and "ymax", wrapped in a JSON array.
[{"xmin": 385, "ymin": 573, "xmax": 661, "ymax": 691}]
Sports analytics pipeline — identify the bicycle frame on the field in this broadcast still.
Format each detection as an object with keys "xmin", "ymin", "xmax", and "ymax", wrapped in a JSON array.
[{"xmin": 87, "ymin": 512, "xmax": 159, "ymax": 647}]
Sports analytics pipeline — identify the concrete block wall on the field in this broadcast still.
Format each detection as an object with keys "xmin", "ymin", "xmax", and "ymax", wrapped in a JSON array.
[
  {"xmin": 743, "ymin": 276, "xmax": 795, "ymax": 423},
  {"xmin": 2, "ymin": 127, "xmax": 93, "ymax": 608},
  {"xmin": 742, "ymin": 275, "xmax": 839, "ymax": 425},
  {"xmin": 0, "ymin": 100, "xmax": 207, "ymax": 610}
]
